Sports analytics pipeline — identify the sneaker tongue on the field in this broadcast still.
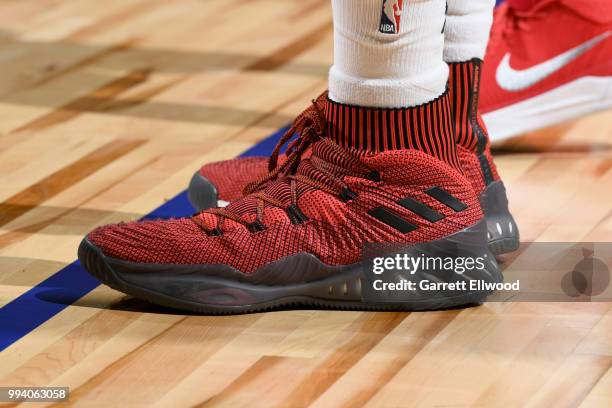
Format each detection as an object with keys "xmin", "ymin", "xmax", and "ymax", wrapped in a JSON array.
[
  {"xmin": 220, "ymin": 95, "xmax": 365, "ymax": 224},
  {"xmin": 223, "ymin": 194, "xmax": 263, "ymax": 220},
  {"xmin": 222, "ymin": 140, "xmax": 363, "ymax": 222}
]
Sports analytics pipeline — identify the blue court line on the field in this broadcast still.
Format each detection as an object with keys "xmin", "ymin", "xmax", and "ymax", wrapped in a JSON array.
[{"xmin": 0, "ymin": 125, "xmax": 290, "ymax": 352}]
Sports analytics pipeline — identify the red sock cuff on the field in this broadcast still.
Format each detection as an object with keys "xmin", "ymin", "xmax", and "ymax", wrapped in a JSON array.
[{"xmin": 324, "ymin": 90, "xmax": 461, "ymax": 169}]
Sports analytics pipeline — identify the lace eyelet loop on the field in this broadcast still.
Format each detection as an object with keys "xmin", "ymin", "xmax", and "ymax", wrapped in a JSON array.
[
  {"xmin": 366, "ymin": 171, "xmax": 381, "ymax": 182},
  {"xmin": 247, "ymin": 220, "xmax": 267, "ymax": 233},
  {"xmin": 286, "ymin": 204, "xmax": 309, "ymax": 224},
  {"xmin": 339, "ymin": 187, "xmax": 358, "ymax": 202},
  {"xmin": 209, "ymin": 227, "xmax": 223, "ymax": 237}
]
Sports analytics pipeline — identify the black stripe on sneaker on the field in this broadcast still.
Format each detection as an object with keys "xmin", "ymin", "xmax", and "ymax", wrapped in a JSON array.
[
  {"xmin": 425, "ymin": 187, "xmax": 468, "ymax": 212},
  {"xmin": 368, "ymin": 207, "xmax": 417, "ymax": 233},
  {"xmin": 397, "ymin": 197, "xmax": 445, "ymax": 222}
]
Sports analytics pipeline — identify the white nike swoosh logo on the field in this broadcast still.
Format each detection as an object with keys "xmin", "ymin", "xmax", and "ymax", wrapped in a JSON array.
[{"xmin": 496, "ymin": 31, "xmax": 611, "ymax": 92}]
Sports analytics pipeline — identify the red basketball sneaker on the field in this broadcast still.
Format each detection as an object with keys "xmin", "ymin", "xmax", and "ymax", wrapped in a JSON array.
[
  {"xmin": 481, "ymin": 0, "xmax": 612, "ymax": 140},
  {"xmin": 188, "ymin": 63, "xmax": 520, "ymax": 255},
  {"xmin": 80, "ymin": 93, "xmax": 502, "ymax": 314}
]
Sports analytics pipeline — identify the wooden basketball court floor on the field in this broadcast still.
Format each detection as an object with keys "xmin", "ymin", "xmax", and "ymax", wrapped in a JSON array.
[{"xmin": 0, "ymin": 0, "xmax": 611, "ymax": 406}]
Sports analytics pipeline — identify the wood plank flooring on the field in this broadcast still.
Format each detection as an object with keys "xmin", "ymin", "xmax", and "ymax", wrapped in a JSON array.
[{"xmin": 0, "ymin": 1, "xmax": 611, "ymax": 406}]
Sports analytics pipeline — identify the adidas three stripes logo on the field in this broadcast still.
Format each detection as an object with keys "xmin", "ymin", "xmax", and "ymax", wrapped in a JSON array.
[{"xmin": 368, "ymin": 187, "xmax": 468, "ymax": 233}]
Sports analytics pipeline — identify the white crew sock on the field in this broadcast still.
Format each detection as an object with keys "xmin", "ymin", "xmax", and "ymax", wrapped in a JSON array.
[
  {"xmin": 444, "ymin": 0, "xmax": 495, "ymax": 62},
  {"xmin": 329, "ymin": 0, "xmax": 448, "ymax": 108}
]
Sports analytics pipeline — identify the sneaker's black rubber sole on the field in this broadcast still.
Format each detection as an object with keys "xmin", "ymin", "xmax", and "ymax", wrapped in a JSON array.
[
  {"xmin": 188, "ymin": 171, "xmax": 520, "ymax": 256},
  {"xmin": 479, "ymin": 181, "xmax": 520, "ymax": 256},
  {"xmin": 187, "ymin": 171, "xmax": 219, "ymax": 211},
  {"xmin": 78, "ymin": 220, "xmax": 502, "ymax": 314}
]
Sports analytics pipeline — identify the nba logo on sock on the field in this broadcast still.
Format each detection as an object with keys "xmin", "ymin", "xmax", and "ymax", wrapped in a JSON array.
[{"xmin": 379, "ymin": 0, "xmax": 404, "ymax": 34}]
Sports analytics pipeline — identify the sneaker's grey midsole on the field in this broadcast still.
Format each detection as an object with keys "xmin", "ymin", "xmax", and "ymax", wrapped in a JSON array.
[
  {"xmin": 480, "ymin": 180, "xmax": 520, "ymax": 256},
  {"xmin": 80, "ymin": 220, "xmax": 502, "ymax": 310}
]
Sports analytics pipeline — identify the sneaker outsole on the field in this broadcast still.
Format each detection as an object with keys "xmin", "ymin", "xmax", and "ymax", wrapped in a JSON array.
[
  {"xmin": 187, "ymin": 171, "xmax": 219, "ymax": 212},
  {"xmin": 78, "ymin": 220, "xmax": 503, "ymax": 314}
]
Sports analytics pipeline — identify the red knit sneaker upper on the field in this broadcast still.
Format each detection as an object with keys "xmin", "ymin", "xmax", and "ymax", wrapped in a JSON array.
[
  {"xmin": 198, "ymin": 89, "xmax": 464, "ymax": 203},
  {"xmin": 88, "ymin": 96, "xmax": 483, "ymax": 273},
  {"xmin": 198, "ymin": 65, "xmax": 505, "ymax": 207}
]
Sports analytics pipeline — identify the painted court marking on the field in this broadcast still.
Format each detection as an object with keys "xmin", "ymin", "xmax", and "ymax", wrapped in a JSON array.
[{"xmin": 0, "ymin": 126, "xmax": 289, "ymax": 352}]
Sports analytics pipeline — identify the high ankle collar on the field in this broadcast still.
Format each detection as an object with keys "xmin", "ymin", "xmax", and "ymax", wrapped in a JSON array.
[
  {"xmin": 447, "ymin": 59, "xmax": 491, "ymax": 158},
  {"xmin": 323, "ymin": 90, "xmax": 459, "ymax": 167}
]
